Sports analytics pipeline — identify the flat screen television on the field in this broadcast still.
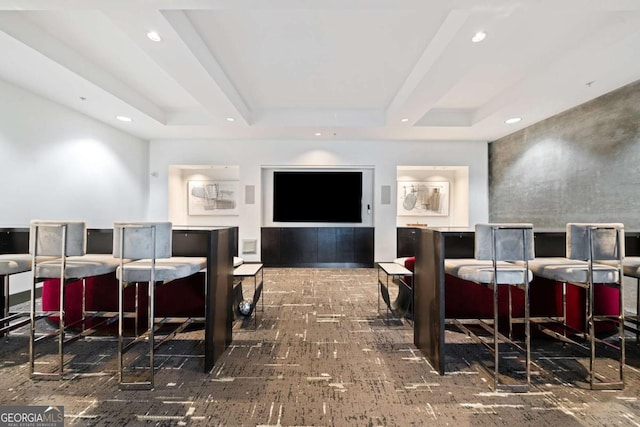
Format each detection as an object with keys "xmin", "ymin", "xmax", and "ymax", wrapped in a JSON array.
[{"xmin": 273, "ymin": 171, "xmax": 362, "ymax": 223}]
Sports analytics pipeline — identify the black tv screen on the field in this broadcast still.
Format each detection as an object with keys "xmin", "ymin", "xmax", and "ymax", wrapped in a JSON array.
[{"xmin": 273, "ymin": 171, "xmax": 362, "ymax": 223}]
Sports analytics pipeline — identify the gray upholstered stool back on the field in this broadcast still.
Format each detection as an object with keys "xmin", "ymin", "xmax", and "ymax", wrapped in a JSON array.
[
  {"xmin": 113, "ymin": 222, "xmax": 172, "ymax": 260},
  {"xmin": 474, "ymin": 223, "xmax": 535, "ymax": 262},
  {"xmin": 566, "ymin": 223, "xmax": 624, "ymax": 261},
  {"xmin": 29, "ymin": 220, "xmax": 86, "ymax": 257}
]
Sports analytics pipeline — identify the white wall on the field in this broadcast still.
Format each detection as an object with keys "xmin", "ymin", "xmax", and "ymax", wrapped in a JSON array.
[
  {"xmin": 0, "ymin": 79, "xmax": 149, "ymax": 293},
  {"xmin": 149, "ymin": 139, "xmax": 489, "ymax": 262},
  {"xmin": 0, "ymin": 79, "xmax": 150, "ymax": 227}
]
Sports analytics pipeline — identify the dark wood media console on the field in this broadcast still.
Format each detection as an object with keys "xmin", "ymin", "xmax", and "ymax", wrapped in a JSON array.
[{"xmin": 261, "ymin": 227, "xmax": 374, "ymax": 267}]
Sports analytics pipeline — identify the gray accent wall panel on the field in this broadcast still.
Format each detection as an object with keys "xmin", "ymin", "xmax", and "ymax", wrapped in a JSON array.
[{"xmin": 489, "ymin": 80, "xmax": 640, "ymax": 229}]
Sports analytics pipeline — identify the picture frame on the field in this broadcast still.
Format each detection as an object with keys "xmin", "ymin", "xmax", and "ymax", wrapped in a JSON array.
[
  {"xmin": 397, "ymin": 181, "xmax": 449, "ymax": 216},
  {"xmin": 188, "ymin": 180, "xmax": 239, "ymax": 216}
]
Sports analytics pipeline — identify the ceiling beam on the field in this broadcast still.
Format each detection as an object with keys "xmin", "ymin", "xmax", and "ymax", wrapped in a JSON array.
[
  {"xmin": 163, "ymin": 10, "xmax": 251, "ymax": 125},
  {"xmin": 472, "ymin": 13, "xmax": 640, "ymax": 128},
  {"xmin": 385, "ymin": 9, "xmax": 470, "ymax": 126},
  {"xmin": 252, "ymin": 108, "xmax": 384, "ymax": 127},
  {"xmin": 0, "ymin": 12, "xmax": 166, "ymax": 123},
  {"xmin": 103, "ymin": 8, "xmax": 251, "ymax": 125}
]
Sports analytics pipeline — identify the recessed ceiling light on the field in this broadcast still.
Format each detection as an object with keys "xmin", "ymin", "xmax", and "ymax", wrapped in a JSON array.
[
  {"xmin": 147, "ymin": 31, "xmax": 162, "ymax": 42},
  {"xmin": 471, "ymin": 31, "xmax": 487, "ymax": 43},
  {"xmin": 116, "ymin": 115, "xmax": 133, "ymax": 122},
  {"xmin": 226, "ymin": 117, "xmax": 235, "ymax": 122},
  {"xmin": 505, "ymin": 117, "xmax": 522, "ymax": 124},
  {"xmin": 401, "ymin": 118, "xmax": 409, "ymax": 123},
  {"xmin": 315, "ymin": 132, "xmax": 322, "ymax": 136}
]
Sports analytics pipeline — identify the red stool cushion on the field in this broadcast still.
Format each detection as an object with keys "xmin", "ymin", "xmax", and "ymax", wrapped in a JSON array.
[
  {"xmin": 401, "ymin": 256, "xmax": 619, "ymax": 335},
  {"xmin": 42, "ymin": 272, "xmax": 206, "ymax": 332}
]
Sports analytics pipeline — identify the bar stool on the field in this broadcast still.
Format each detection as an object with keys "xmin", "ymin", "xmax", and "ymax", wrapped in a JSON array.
[
  {"xmin": 444, "ymin": 223, "xmax": 534, "ymax": 392},
  {"xmin": 29, "ymin": 220, "xmax": 126, "ymax": 379},
  {"xmin": 617, "ymin": 257, "xmax": 640, "ymax": 342},
  {"xmin": 1, "ymin": 254, "xmax": 33, "ymax": 336},
  {"xmin": 527, "ymin": 223, "xmax": 625, "ymax": 390},
  {"xmin": 114, "ymin": 222, "xmax": 206, "ymax": 389}
]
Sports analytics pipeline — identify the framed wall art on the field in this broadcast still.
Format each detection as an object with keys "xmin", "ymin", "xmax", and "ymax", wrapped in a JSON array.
[
  {"xmin": 188, "ymin": 180, "xmax": 239, "ymax": 216},
  {"xmin": 397, "ymin": 181, "xmax": 449, "ymax": 216}
]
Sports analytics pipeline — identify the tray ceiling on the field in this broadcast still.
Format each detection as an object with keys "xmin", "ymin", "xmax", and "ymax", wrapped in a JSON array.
[{"xmin": 1, "ymin": 0, "xmax": 639, "ymax": 141}]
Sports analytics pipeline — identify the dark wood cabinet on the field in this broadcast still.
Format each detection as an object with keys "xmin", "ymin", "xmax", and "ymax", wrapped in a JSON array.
[
  {"xmin": 335, "ymin": 227, "xmax": 355, "ymax": 261},
  {"xmin": 317, "ymin": 227, "xmax": 337, "ymax": 263},
  {"xmin": 354, "ymin": 228, "xmax": 374, "ymax": 264},
  {"xmin": 281, "ymin": 228, "xmax": 318, "ymax": 264},
  {"xmin": 260, "ymin": 227, "xmax": 281, "ymax": 265},
  {"xmin": 261, "ymin": 227, "xmax": 374, "ymax": 267},
  {"xmin": 397, "ymin": 227, "xmax": 419, "ymax": 257}
]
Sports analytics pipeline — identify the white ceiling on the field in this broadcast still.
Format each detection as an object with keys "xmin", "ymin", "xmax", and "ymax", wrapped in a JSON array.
[{"xmin": 1, "ymin": 0, "xmax": 639, "ymax": 142}]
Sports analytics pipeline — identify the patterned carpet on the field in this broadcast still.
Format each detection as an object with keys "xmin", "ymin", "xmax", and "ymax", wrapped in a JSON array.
[{"xmin": 1, "ymin": 268, "xmax": 640, "ymax": 426}]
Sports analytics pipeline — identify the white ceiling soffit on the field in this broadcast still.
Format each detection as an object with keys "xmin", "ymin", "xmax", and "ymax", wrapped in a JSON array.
[{"xmin": 0, "ymin": 0, "xmax": 639, "ymax": 141}]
